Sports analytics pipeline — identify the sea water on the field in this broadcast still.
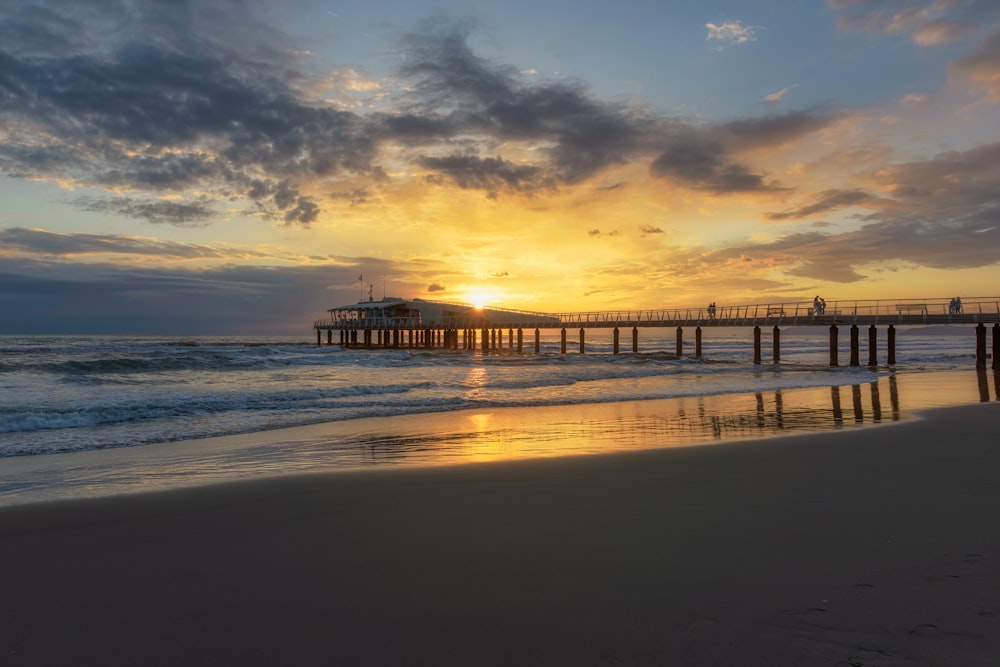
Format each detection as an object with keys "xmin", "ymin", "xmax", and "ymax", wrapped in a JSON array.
[{"xmin": 0, "ymin": 326, "xmax": 995, "ymax": 504}]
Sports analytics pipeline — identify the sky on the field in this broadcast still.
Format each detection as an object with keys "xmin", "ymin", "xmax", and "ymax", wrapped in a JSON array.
[{"xmin": 1, "ymin": 0, "xmax": 999, "ymax": 335}]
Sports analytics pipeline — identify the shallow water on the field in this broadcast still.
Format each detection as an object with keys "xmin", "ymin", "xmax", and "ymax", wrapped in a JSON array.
[
  {"xmin": 0, "ymin": 327, "xmax": 985, "ymax": 457},
  {"xmin": 2, "ymin": 367, "xmax": 996, "ymax": 506}
]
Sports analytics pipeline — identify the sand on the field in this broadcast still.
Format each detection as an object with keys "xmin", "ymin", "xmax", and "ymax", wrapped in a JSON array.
[{"xmin": 2, "ymin": 401, "xmax": 1000, "ymax": 666}]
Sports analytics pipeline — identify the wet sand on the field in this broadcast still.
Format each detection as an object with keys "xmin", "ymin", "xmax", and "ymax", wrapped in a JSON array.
[{"xmin": 2, "ymin": 402, "xmax": 1000, "ymax": 665}]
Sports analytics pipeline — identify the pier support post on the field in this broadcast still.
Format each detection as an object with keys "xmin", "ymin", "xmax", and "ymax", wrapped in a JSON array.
[
  {"xmin": 317, "ymin": 330, "xmax": 321, "ymax": 346},
  {"xmin": 676, "ymin": 327, "xmax": 683, "ymax": 357},
  {"xmin": 613, "ymin": 327, "xmax": 620, "ymax": 354},
  {"xmin": 481, "ymin": 328, "xmax": 488, "ymax": 352},
  {"xmin": 517, "ymin": 328, "xmax": 523, "ymax": 353},
  {"xmin": 887, "ymin": 325, "xmax": 896, "ymax": 365},
  {"xmin": 327, "ymin": 330, "xmax": 332, "ymax": 345},
  {"xmin": 976, "ymin": 323, "xmax": 987, "ymax": 368},
  {"xmin": 829, "ymin": 325, "xmax": 839, "ymax": 367},
  {"xmin": 560, "ymin": 328, "xmax": 567, "ymax": 354},
  {"xmin": 868, "ymin": 326, "xmax": 878, "ymax": 367},
  {"xmin": 850, "ymin": 325, "xmax": 860, "ymax": 367},
  {"xmin": 695, "ymin": 326, "xmax": 702, "ymax": 358},
  {"xmin": 753, "ymin": 326, "xmax": 761, "ymax": 364},
  {"xmin": 534, "ymin": 328, "xmax": 540, "ymax": 354},
  {"xmin": 508, "ymin": 329, "xmax": 514, "ymax": 350},
  {"xmin": 632, "ymin": 327, "xmax": 638, "ymax": 353},
  {"xmin": 579, "ymin": 328, "xmax": 585, "ymax": 354},
  {"xmin": 993, "ymin": 323, "xmax": 999, "ymax": 369},
  {"xmin": 772, "ymin": 326, "xmax": 780, "ymax": 363}
]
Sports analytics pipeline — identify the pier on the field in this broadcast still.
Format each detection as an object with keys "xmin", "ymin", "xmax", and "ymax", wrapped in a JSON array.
[{"xmin": 314, "ymin": 296, "xmax": 1000, "ymax": 368}]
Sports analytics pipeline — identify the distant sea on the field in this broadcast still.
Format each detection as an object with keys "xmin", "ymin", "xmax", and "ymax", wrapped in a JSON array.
[{"xmin": 1, "ymin": 327, "xmax": 996, "ymax": 505}]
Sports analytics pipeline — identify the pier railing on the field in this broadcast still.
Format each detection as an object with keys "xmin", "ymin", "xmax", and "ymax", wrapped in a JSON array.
[{"xmin": 315, "ymin": 296, "xmax": 1000, "ymax": 331}]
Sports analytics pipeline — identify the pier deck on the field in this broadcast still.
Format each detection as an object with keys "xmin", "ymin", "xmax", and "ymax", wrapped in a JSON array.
[{"xmin": 314, "ymin": 296, "xmax": 1000, "ymax": 368}]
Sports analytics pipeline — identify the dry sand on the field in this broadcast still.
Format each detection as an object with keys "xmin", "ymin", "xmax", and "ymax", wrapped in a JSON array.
[{"xmin": 2, "ymin": 402, "xmax": 999, "ymax": 666}]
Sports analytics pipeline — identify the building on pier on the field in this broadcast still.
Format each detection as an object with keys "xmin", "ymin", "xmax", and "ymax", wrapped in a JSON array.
[{"xmin": 318, "ymin": 297, "xmax": 561, "ymax": 332}]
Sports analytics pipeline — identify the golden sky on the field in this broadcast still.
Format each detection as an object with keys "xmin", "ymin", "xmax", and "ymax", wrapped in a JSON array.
[{"xmin": 1, "ymin": 1, "xmax": 999, "ymax": 333}]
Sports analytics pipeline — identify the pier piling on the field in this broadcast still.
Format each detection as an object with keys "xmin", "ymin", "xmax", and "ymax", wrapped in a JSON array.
[
  {"xmin": 888, "ymin": 325, "xmax": 896, "ymax": 365},
  {"xmin": 850, "ymin": 325, "xmax": 860, "ymax": 367},
  {"xmin": 773, "ymin": 326, "xmax": 780, "ymax": 363},
  {"xmin": 613, "ymin": 327, "xmax": 620, "ymax": 354},
  {"xmin": 676, "ymin": 327, "xmax": 683, "ymax": 357},
  {"xmin": 753, "ymin": 326, "xmax": 761, "ymax": 365},
  {"xmin": 868, "ymin": 326, "xmax": 877, "ymax": 366},
  {"xmin": 695, "ymin": 326, "xmax": 702, "ymax": 358},
  {"xmin": 976, "ymin": 323, "xmax": 987, "ymax": 368},
  {"xmin": 994, "ymin": 323, "xmax": 999, "ymax": 370},
  {"xmin": 830, "ymin": 325, "xmax": 839, "ymax": 367}
]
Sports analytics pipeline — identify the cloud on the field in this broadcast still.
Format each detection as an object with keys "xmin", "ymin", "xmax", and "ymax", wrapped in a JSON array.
[
  {"xmin": 717, "ymin": 106, "xmax": 843, "ymax": 152},
  {"xmin": 649, "ymin": 132, "xmax": 781, "ymax": 193},
  {"xmin": 0, "ymin": 257, "xmax": 367, "ymax": 335},
  {"xmin": 73, "ymin": 196, "xmax": 216, "ymax": 226},
  {"xmin": 0, "ymin": 1, "xmax": 378, "ymax": 227},
  {"xmin": 764, "ymin": 189, "xmax": 886, "ymax": 220},
  {"xmin": 427, "ymin": 283, "xmax": 445, "ymax": 292},
  {"xmin": 0, "ymin": 227, "xmax": 230, "ymax": 259},
  {"xmin": 588, "ymin": 229, "xmax": 621, "ymax": 237},
  {"xmin": 705, "ymin": 20, "xmax": 758, "ymax": 47},
  {"xmin": 830, "ymin": 0, "xmax": 999, "ymax": 44},
  {"xmin": 715, "ymin": 141, "xmax": 1000, "ymax": 280},
  {"xmin": 0, "ymin": 3, "xmax": 864, "ymax": 226},
  {"xmin": 419, "ymin": 154, "xmax": 554, "ymax": 198},
  {"xmin": 638, "ymin": 225, "xmax": 664, "ymax": 236},
  {"xmin": 762, "ymin": 86, "xmax": 794, "ymax": 104},
  {"xmin": 951, "ymin": 28, "xmax": 1000, "ymax": 99}
]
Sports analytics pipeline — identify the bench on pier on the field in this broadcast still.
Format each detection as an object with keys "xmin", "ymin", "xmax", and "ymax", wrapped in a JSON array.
[
  {"xmin": 896, "ymin": 303, "xmax": 928, "ymax": 315},
  {"xmin": 766, "ymin": 307, "xmax": 785, "ymax": 317}
]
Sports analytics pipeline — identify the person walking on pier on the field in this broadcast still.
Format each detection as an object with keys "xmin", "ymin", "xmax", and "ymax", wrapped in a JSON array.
[{"xmin": 813, "ymin": 296, "xmax": 826, "ymax": 315}]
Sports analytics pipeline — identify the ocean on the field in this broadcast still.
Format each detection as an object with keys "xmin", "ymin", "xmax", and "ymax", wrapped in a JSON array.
[{"xmin": 1, "ymin": 326, "xmax": 996, "ymax": 505}]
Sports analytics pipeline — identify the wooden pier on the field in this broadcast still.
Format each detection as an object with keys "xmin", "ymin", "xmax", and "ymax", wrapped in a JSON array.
[{"xmin": 314, "ymin": 296, "xmax": 1000, "ymax": 368}]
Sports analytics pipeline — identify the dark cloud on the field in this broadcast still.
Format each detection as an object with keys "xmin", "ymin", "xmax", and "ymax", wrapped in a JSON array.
[
  {"xmin": 717, "ymin": 107, "xmax": 842, "ymax": 152},
  {"xmin": 419, "ymin": 154, "xmax": 554, "ymax": 197},
  {"xmin": 396, "ymin": 17, "xmax": 653, "ymax": 187},
  {"xmin": 73, "ymin": 196, "xmax": 215, "ymax": 226},
  {"xmin": 0, "ymin": 258, "xmax": 361, "ymax": 335},
  {"xmin": 694, "ymin": 141, "xmax": 1000, "ymax": 281},
  {"xmin": 829, "ymin": 0, "xmax": 1000, "ymax": 43},
  {"xmin": 951, "ymin": 27, "xmax": 1000, "ymax": 98},
  {"xmin": 650, "ymin": 132, "xmax": 780, "ymax": 193},
  {"xmin": 427, "ymin": 283, "xmax": 445, "ymax": 292},
  {"xmin": 764, "ymin": 189, "xmax": 884, "ymax": 220},
  {"xmin": 0, "ymin": 1, "xmax": 377, "ymax": 226},
  {"xmin": 638, "ymin": 225, "xmax": 664, "ymax": 236},
  {"xmin": 0, "ymin": 227, "xmax": 228, "ymax": 259},
  {"xmin": 0, "ymin": 3, "xmax": 827, "ymax": 215}
]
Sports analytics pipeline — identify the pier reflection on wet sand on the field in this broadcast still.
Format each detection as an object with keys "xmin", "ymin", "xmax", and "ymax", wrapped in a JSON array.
[{"xmin": 349, "ymin": 370, "xmax": 998, "ymax": 467}]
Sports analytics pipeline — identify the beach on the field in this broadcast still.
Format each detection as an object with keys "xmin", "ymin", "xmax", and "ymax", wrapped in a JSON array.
[{"xmin": 2, "ymin": 400, "xmax": 999, "ymax": 666}]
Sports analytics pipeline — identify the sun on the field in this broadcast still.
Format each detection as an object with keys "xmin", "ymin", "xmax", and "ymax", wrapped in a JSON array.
[{"xmin": 469, "ymin": 292, "xmax": 488, "ymax": 309}]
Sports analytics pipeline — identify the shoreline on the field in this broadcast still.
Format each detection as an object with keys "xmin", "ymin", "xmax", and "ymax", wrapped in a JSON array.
[
  {"xmin": 2, "ymin": 401, "xmax": 999, "ymax": 664},
  {"xmin": 2, "ymin": 367, "xmax": 998, "ymax": 508}
]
